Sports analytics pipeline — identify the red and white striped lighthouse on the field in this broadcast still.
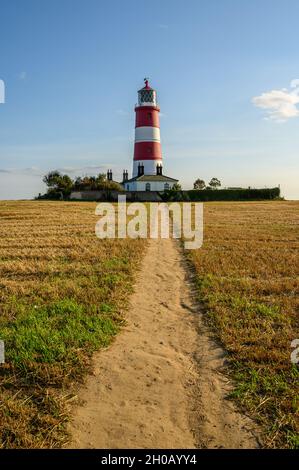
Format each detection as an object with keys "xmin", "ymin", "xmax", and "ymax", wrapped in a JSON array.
[
  {"xmin": 133, "ymin": 78, "xmax": 163, "ymax": 178},
  {"xmin": 122, "ymin": 79, "xmax": 178, "ymax": 192}
]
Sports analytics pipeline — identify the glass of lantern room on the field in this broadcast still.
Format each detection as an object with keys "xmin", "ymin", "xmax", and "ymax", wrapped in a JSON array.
[{"xmin": 138, "ymin": 88, "xmax": 157, "ymax": 106}]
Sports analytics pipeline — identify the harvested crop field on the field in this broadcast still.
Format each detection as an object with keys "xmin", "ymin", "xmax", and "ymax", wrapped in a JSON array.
[
  {"xmin": 0, "ymin": 200, "xmax": 298, "ymax": 449},
  {"xmin": 188, "ymin": 201, "xmax": 299, "ymax": 448},
  {"xmin": 0, "ymin": 201, "xmax": 146, "ymax": 448}
]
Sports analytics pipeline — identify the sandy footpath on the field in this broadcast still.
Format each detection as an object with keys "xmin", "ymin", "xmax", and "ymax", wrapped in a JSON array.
[{"xmin": 67, "ymin": 238, "xmax": 261, "ymax": 449}]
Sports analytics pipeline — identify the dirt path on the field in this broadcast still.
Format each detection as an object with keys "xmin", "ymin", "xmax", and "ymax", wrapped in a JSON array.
[{"xmin": 68, "ymin": 238, "xmax": 261, "ymax": 449}]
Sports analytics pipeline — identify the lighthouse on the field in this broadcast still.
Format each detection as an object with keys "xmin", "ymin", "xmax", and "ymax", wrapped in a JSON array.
[
  {"xmin": 133, "ymin": 78, "xmax": 162, "ymax": 177},
  {"xmin": 124, "ymin": 79, "xmax": 178, "ymax": 192}
]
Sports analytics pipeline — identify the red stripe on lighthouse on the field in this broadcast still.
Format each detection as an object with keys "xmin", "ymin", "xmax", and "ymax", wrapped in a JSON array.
[
  {"xmin": 135, "ymin": 106, "xmax": 160, "ymax": 128},
  {"xmin": 133, "ymin": 141, "xmax": 162, "ymax": 161}
]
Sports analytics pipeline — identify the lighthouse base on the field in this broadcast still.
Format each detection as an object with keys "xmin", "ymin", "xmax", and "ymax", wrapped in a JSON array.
[
  {"xmin": 123, "ymin": 174, "xmax": 178, "ymax": 192},
  {"xmin": 132, "ymin": 159, "xmax": 162, "ymax": 178}
]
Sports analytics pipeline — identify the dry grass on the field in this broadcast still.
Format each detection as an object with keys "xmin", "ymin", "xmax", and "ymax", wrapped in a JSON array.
[
  {"xmin": 0, "ymin": 200, "xmax": 146, "ymax": 448},
  {"xmin": 1, "ymin": 199, "xmax": 298, "ymax": 448},
  {"xmin": 188, "ymin": 201, "xmax": 299, "ymax": 448}
]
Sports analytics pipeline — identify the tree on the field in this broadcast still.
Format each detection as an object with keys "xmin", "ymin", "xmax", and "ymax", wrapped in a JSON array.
[
  {"xmin": 161, "ymin": 182, "xmax": 185, "ymax": 201},
  {"xmin": 104, "ymin": 180, "xmax": 123, "ymax": 191},
  {"xmin": 74, "ymin": 176, "xmax": 82, "ymax": 189},
  {"xmin": 43, "ymin": 171, "xmax": 73, "ymax": 197},
  {"xmin": 209, "ymin": 177, "xmax": 221, "ymax": 189},
  {"xmin": 95, "ymin": 173, "xmax": 106, "ymax": 187},
  {"xmin": 72, "ymin": 173, "xmax": 122, "ymax": 192},
  {"xmin": 43, "ymin": 171, "xmax": 62, "ymax": 188},
  {"xmin": 41, "ymin": 170, "xmax": 123, "ymax": 200},
  {"xmin": 171, "ymin": 183, "xmax": 182, "ymax": 191},
  {"xmin": 59, "ymin": 174, "xmax": 73, "ymax": 194},
  {"xmin": 193, "ymin": 178, "xmax": 206, "ymax": 190}
]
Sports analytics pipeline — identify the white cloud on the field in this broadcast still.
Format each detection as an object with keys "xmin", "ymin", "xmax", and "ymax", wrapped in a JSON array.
[
  {"xmin": 0, "ymin": 165, "xmax": 115, "ymax": 180},
  {"xmin": 0, "ymin": 166, "xmax": 40, "ymax": 175},
  {"xmin": 18, "ymin": 71, "xmax": 27, "ymax": 80},
  {"xmin": 56, "ymin": 165, "xmax": 111, "ymax": 175},
  {"xmin": 252, "ymin": 79, "xmax": 299, "ymax": 122}
]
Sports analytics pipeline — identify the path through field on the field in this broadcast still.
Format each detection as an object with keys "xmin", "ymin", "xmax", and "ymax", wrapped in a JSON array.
[{"xmin": 68, "ymin": 238, "xmax": 260, "ymax": 448}]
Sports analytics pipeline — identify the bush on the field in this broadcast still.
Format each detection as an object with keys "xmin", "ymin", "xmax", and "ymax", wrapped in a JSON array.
[{"xmin": 186, "ymin": 187, "xmax": 281, "ymax": 202}]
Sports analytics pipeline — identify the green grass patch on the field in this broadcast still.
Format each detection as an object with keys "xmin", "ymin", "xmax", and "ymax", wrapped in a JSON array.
[{"xmin": 0, "ymin": 299, "xmax": 118, "ymax": 367}]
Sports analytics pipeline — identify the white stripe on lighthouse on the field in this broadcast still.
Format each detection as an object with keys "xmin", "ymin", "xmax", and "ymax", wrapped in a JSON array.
[
  {"xmin": 135, "ymin": 126, "xmax": 160, "ymax": 143},
  {"xmin": 133, "ymin": 159, "xmax": 163, "ymax": 177}
]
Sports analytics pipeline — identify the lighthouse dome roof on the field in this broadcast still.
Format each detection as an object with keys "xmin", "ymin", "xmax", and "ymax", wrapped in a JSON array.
[{"xmin": 138, "ymin": 78, "xmax": 154, "ymax": 92}]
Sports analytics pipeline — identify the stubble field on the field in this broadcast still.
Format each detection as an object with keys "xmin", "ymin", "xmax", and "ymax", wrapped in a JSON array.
[
  {"xmin": 0, "ymin": 200, "xmax": 298, "ymax": 449},
  {"xmin": 0, "ymin": 201, "xmax": 146, "ymax": 448},
  {"xmin": 189, "ymin": 201, "xmax": 299, "ymax": 448}
]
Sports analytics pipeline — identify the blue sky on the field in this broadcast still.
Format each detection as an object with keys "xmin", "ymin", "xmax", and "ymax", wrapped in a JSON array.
[{"xmin": 0, "ymin": 0, "xmax": 299, "ymax": 199}]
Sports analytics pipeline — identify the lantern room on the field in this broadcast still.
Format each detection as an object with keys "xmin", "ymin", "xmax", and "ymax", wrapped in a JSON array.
[{"xmin": 137, "ymin": 79, "xmax": 158, "ymax": 107}]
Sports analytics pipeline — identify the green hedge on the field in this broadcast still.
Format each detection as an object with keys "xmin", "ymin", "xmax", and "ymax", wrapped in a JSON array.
[
  {"xmin": 186, "ymin": 187, "xmax": 280, "ymax": 201},
  {"xmin": 37, "ymin": 187, "xmax": 281, "ymax": 202},
  {"xmin": 160, "ymin": 187, "xmax": 281, "ymax": 202}
]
